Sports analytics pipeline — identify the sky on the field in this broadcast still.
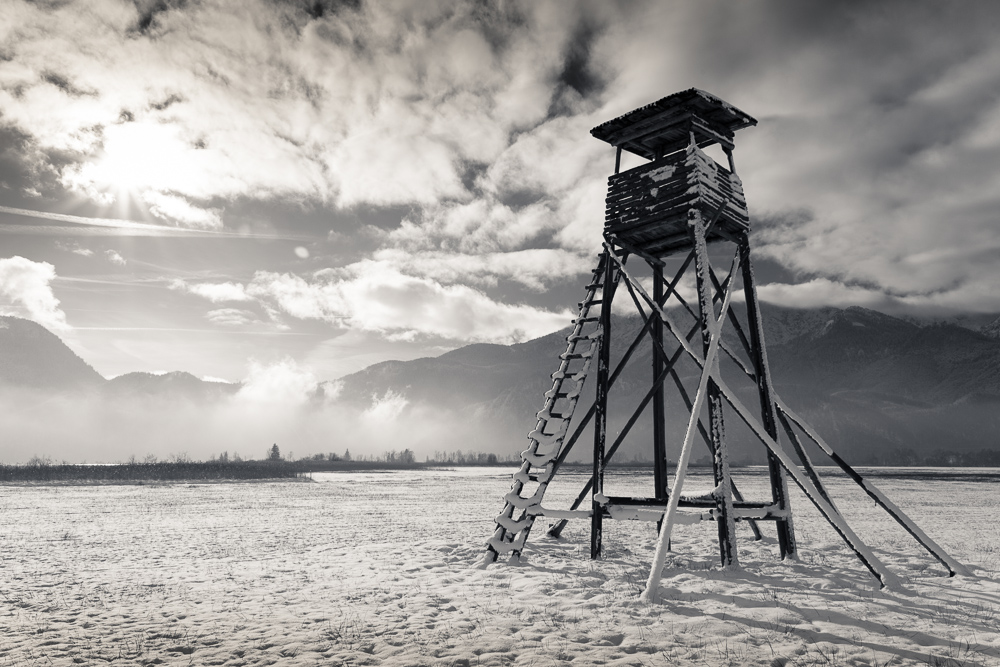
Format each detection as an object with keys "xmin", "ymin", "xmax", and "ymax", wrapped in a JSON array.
[{"xmin": 2, "ymin": 0, "xmax": 1000, "ymax": 385}]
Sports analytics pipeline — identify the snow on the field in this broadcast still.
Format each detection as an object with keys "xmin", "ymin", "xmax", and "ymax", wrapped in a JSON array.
[
  {"xmin": 2, "ymin": 466, "xmax": 1000, "ymax": 666},
  {"xmin": 643, "ymin": 165, "xmax": 676, "ymax": 182}
]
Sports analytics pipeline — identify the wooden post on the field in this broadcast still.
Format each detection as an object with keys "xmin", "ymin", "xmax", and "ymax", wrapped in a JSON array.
[
  {"xmin": 691, "ymin": 211, "xmax": 738, "ymax": 568},
  {"xmin": 652, "ymin": 265, "xmax": 668, "ymax": 501},
  {"xmin": 739, "ymin": 233, "xmax": 796, "ymax": 559},
  {"xmin": 591, "ymin": 245, "xmax": 615, "ymax": 559}
]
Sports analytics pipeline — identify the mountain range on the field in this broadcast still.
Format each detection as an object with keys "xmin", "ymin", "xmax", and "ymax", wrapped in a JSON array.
[{"xmin": 3, "ymin": 305, "xmax": 1000, "ymax": 464}]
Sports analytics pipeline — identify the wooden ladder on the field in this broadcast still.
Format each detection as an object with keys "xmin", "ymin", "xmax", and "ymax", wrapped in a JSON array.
[{"xmin": 484, "ymin": 250, "xmax": 617, "ymax": 562}]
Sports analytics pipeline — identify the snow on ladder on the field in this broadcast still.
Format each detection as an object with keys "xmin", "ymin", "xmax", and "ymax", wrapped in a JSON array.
[{"xmin": 484, "ymin": 251, "xmax": 615, "ymax": 563}]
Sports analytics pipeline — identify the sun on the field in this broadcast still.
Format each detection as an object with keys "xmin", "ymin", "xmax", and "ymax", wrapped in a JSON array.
[{"xmin": 73, "ymin": 121, "xmax": 201, "ymax": 222}]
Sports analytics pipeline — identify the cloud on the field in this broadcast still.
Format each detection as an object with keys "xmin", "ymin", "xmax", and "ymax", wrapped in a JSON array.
[
  {"xmin": 170, "ymin": 279, "xmax": 251, "ymax": 302},
  {"xmin": 362, "ymin": 390, "xmax": 409, "ymax": 423},
  {"xmin": 235, "ymin": 358, "xmax": 317, "ymax": 405},
  {"xmin": 3, "ymin": 0, "xmax": 1000, "ymax": 321},
  {"xmin": 0, "ymin": 205, "xmax": 221, "ymax": 236},
  {"xmin": 0, "ymin": 256, "xmax": 70, "ymax": 331},
  {"xmin": 758, "ymin": 279, "xmax": 891, "ymax": 311},
  {"xmin": 55, "ymin": 241, "xmax": 94, "ymax": 257},
  {"xmin": 245, "ymin": 262, "xmax": 573, "ymax": 343},
  {"xmin": 104, "ymin": 249, "xmax": 126, "ymax": 266},
  {"xmin": 370, "ymin": 247, "xmax": 593, "ymax": 291},
  {"xmin": 0, "ymin": 0, "xmax": 609, "ymax": 217},
  {"xmin": 142, "ymin": 191, "xmax": 223, "ymax": 230},
  {"xmin": 206, "ymin": 308, "xmax": 258, "ymax": 327},
  {"xmin": 174, "ymin": 260, "xmax": 574, "ymax": 343}
]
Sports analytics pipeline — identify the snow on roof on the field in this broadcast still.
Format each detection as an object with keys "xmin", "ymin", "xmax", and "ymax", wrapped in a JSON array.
[{"xmin": 591, "ymin": 88, "xmax": 757, "ymax": 160}]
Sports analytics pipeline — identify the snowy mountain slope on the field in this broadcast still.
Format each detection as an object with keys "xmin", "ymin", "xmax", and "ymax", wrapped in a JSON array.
[
  {"xmin": 0, "ymin": 316, "xmax": 239, "ymax": 401},
  {"xmin": 106, "ymin": 371, "xmax": 239, "ymax": 401},
  {"xmin": 0, "ymin": 316, "xmax": 104, "ymax": 389},
  {"xmin": 338, "ymin": 304, "xmax": 1000, "ymax": 461}
]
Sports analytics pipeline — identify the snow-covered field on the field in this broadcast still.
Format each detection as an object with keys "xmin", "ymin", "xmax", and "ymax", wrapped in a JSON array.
[{"xmin": 2, "ymin": 467, "xmax": 999, "ymax": 666}]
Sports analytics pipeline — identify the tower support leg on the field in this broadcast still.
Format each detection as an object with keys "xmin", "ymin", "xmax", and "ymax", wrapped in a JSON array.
[
  {"xmin": 591, "ymin": 248, "xmax": 615, "ymax": 559},
  {"xmin": 739, "ymin": 233, "xmax": 796, "ymax": 559},
  {"xmin": 652, "ymin": 266, "xmax": 668, "ymax": 502},
  {"xmin": 691, "ymin": 211, "xmax": 738, "ymax": 568}
]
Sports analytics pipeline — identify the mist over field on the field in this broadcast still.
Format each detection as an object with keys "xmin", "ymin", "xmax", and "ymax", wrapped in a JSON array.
[
  {"xmin": 6, "ymin": 300, "xmax": 1000, "ymax": 466},
  {"xmin": 0, "ymin": 362, "xmax": 506, "ymax": 464}
]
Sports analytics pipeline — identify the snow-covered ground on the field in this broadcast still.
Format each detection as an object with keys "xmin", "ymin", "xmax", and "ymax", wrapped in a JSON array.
[{"xmin": 2, "ymin": 466, "xmax": 999, "ymax": 666}]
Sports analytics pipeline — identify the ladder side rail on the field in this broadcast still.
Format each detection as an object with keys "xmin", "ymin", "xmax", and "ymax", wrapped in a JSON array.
[
  {"xmin": 506, "ymin": 254, "xmax": 627, "ymax": 559},
  {"xmin": 486, "ymin": 253, "xmax": 611, "ymax": 561}
]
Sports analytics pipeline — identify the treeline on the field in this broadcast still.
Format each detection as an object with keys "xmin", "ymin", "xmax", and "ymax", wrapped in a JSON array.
[
  {"xmin": 0, "ymin": 458, "xmax": 301, "ymax": 483},
  {"xmin": 1, "ymin": 446, "xmax": 522, "ymax": 482},
  {"xmin": 875, "ymin": 447, "xmax": 1000, "ymax": 467},
  {"xmin": 426, "ymin": 450, "xmax": 521, "ymax": 466}
]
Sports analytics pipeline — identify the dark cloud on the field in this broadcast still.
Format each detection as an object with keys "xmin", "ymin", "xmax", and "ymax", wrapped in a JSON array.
[
  {"xmin": 5, "ymin": 0, "xmax": 1000, "ymax": 385},
  {"xmin": 0, "ymin": 126, "xmax": 64, "ymax": 201},
  {"xmin": 299, "ymin": 0, "xmax": 361, "ymax": 21},
  {"xmin": 149, "ymin": 93, "xmax": 184, "ymax": 111},
  {"xmin": 131, "ymin": 0, "xmax": 189, "ymax": 36},
  {"xmin": 40, "ymin": 70, "xmax": 95, "ymax": 97}
]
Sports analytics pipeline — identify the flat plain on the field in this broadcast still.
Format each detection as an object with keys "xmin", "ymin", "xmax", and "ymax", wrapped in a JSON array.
[{"xmin": 2, "ymin": 466, "xmax": 999, "ymax": 666}]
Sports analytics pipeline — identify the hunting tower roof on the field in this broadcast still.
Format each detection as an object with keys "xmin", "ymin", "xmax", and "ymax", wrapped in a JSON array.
[{"xmin": 591, "ymin": 88, "xmax": 756, "ymax": 160}]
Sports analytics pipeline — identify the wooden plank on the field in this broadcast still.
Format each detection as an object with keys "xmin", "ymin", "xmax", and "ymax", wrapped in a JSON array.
[{"xmin": 607, "ymin": 495, "xmax": 775, "ymax": 510}]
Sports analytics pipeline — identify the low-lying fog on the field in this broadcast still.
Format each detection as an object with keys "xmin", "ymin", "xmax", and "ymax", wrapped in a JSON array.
[{"xmin": 1, "ymin": 360, "xmax": 513, "ymax": 464}]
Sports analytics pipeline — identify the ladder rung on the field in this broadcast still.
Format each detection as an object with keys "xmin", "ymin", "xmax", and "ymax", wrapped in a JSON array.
[{"xmin": 487, "ymin": 251, "xmax": 613, "ymax": 563}]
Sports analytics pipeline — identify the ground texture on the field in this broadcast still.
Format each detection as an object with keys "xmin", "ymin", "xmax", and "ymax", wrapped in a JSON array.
[{"xmin": 2, "ymin": 467, "xmax": 999, "ymax": 666}]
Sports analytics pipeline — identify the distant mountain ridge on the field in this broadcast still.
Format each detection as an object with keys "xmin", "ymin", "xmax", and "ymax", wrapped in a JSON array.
[
  {"xmin": 337, "ymin": 304, "xmax": 1000, "ymax": 462},
  {"xmin": 0, "ymin": 316, "xmax": 238, "ymax": 399},
  {"xmin": 107, "ymin": 371, "xmax": 239, "ymax": 401},
  {"xmin": 3, "ymin": 308, "xmax": 1000, "ymax": 462},
  {"xmin": 0, "ymin": 316, "xmax": 104, "ymax": 389}
]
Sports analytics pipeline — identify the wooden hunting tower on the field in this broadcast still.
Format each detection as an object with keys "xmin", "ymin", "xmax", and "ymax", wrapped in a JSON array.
[{"xmin": 485, "ymin": 89, "xmax": 966, "ymax": 589}]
